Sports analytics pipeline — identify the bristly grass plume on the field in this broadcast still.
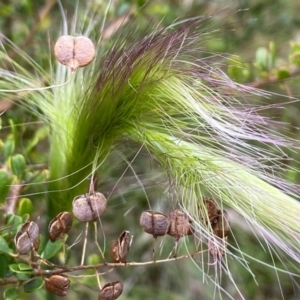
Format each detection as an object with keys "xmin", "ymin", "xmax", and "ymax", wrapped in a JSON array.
[{"xmin": 1, "ymin": 3, "xmax": 300, "ymax": 299}]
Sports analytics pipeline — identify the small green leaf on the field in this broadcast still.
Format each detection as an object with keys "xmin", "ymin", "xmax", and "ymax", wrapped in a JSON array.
[
  {"xmin": 16, "ymin": 272, "xmax": 29, "ymax": 281},
  {"xmin": 3, "ymin": 137, "xmax": 15, "ymax": 160},
  {"xmin": 18, "ymin": 198, "xmax": 33, "ymax": 216},
  {"xmin": 255, "ymin": 47, "xmax": 268, "ymax": 71},
  {"xmin": 0, "ymin": 169, "xmax": 12, "ymax": 204},
  {"xmin": 10, "ymin": 154, "xmax": 26, "ymax": 178},
  {"xmin": 277, "ymin": 69, "xmax": 290, "ymax": 80},
  {"xmin": 23, "ymin": 277, "xmax": 44, "ymax": 293},
  {"xmin": 3, "ymin": 287, "xmax": 19, "ymax": 300},
  {"xmin": 0, "ymin": 236, "xmax": 12, "ymax": 254},
  {"xmin": 18, "ymin": 263, "xmax": 33, "ymax": 271},
  {"xmin": 0, "ymin": 253, "xmax": 12, "ymax": 278},
  {"xmin": 42, "ymin": 239, "xmax": 64, "ymax": 260},
  {"xmin": 9, "ymin": 264, "xmax": 32, "ymax": 274},
  {"xmin": 25, "ymin": 127, "xmax": 48, "ymax": 154}
]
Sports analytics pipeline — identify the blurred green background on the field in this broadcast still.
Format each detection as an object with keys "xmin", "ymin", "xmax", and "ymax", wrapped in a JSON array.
[{"xmin": 1, "ymin": 0, "xmax": 300, "ymax": 299}]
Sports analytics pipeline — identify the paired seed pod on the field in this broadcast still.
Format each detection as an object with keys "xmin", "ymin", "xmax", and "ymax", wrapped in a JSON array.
[
  {"xmin": 168, "ymin": 209, "xmax": 194, "ymax": 240},
  {"xmin": 140, "ymin": 210, "xmax": 170, "ymax": 237},
  {"xmin": 48, "ymin": 212, "xmax": 73, "ymax": 242},
  {"xmin": 14, "ymin": 221, "xmax": 39, "ymax": 254},
  {"xmin": 211, "ymin": 210, "xmax": 230, "ymax": 238},
  {"xmin": 72, "ymin": 192, "xmax": 107, "ymax": 222},
  {"xmin": 54, "ymin": 35, "xmax": 95, "ymax": 71},
  {"xmin": 110, "ymin": 230, "xmax": 131, "ymax": 263},
  {"xmin": 98, "ymin": 281, "xmax": 123, "ymax": 300},
  {"xmin": 45, "ymin": 275, "xmax": 70, "ymax": 297}
]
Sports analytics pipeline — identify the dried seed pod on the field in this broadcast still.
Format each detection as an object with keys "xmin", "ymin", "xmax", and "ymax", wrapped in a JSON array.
[
  {"xmin": 208, "ymin": 236, "xmax": 228, "ymax": 259},
  {"xmin": 200, "ymin": 198, "xmax": 219, "ymax": 225},
  {"xmin": 45, "ymin": 275, "xmax": 70, "ymax": 297},
  {"xmin": 48, "ymin": 212, "xmax": 73, "ymax": 242},
  {"xmin": 140, "ymin": 210, "xmax": 170, "ymax": 237},
  {"xmin": 14, "ymin": 221, "xmax": 39, "ymax": 254},
  {"xmin": 98, "ymin": 281, "xmax": 123, "ymax": 300},
  {"xmin": 211, "ymin": 210, "xmax": 230, "ymax": 238},
  {"xmin": 72, "ymin": 192, "xmax": 107, "ymax": 222},
  {"xmin": 168, "ymin": 209, "xmax": 193, "ymax": 240},
  {"xmin": 110, "ymin": 231, "xmax": 131, "ymax": 263},
  {"xmin": 54, "ymin": 35, "xmax": 95, "ymax": 71}
]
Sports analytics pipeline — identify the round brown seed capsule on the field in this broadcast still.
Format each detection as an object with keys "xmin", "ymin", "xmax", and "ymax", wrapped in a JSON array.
[
  {"xmin": 14, "ymin": 221, "xmax": 39, "ymax": 254},
  {"xmin": 200, "ymin": 198, "xmax": 219, "ymax": 225},
  {"xmin": 110, "ymin": 230, "xmax": 131, "ymax": 263},
  {"xmin": 208, "ymin": 236, "xmax": 228, "ymax": 259},
  {"xmin": 54, "ymin": 35, "xmax": 95, "ymax": 71},
  {"xmin": 48, "ymin": 212, "xmax": 73, "ymax": 242},
  {"xmin": 211, "ymin": 210, "xmax": 230, "ymax": 238},
  {"xmin": 45, "ymin": 275, "xmax": 70, "ymax": 297},
  {"xmin": 168, "ymin": 209, "xmax": 193, "ymax": 240},
  {"xmin": 98, "ymin": 281, "xmax": 123, "ymax": 300},
  {"xmin": 72, "ymin": 192, "xmax": 107, "ymax": 222},
  {"xmin": 139, "ymin": 210, "xmax": 170, "ymax": 237}
]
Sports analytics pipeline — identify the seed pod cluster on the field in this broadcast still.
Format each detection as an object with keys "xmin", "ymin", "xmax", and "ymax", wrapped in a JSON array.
[
  {"xmin": 48, "ymin": 212, "xmax": 73, "ymax": 242},
  {"xmin": 110, "ymin": 230, "xmax": 131, "ymax": 263},
  {"xmin": 54, "ymin": 35, "xmax": 95, "ymax": 71},
  {"xmin": 140, "ymin": 211, "xmax": 170, "ymax": 237},
  {"xmin": 14, "ymin": 221, "xmax": 39, "ymax": 254},
  {"xmin": 45, "ymin": 275, "xmax": 70, "ymax": 297},
  {"xmin": 98, "ymin": 281, "xmax": 123, "ymax": 300},
  {"xmin": 72, "ymin": 192, "xmax": 107, "ymax": 222}
]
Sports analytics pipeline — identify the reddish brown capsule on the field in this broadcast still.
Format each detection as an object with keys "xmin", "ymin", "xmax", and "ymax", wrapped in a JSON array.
[
  {"xmin": 98, "ymin": 281, "xmax": 123, "ymax": 300},
  {"xmin": 168, "ymin": 209, "xmax": 193, "ymax": 240},
  {"xmin": 110, "ymin": 231, "xmax": 131, "ymax": 263},
  {"xmin": 45, "ymin": 275, "xmax": 70, "ymax": 297},
  {"xmin": 14, "ymin": 221, "xmax": 39, "ymax": 254},
  {"xmin": 140, "ymin": 210, "xmax": 169, "ymax": 237},
  {"xmin": 72, "ymin": 192, "xmax": 107, "ymax": 222},
  {"xmin": 48, "ymin": 212, "xmax": 73, "ymax": 242},
  {"xmin": 211, "ymin": 210, "xmax": 230, "ymax": 238},
  {"xmin": 200, "ymin": 198, "xmax": 219, "ymax": 225}
]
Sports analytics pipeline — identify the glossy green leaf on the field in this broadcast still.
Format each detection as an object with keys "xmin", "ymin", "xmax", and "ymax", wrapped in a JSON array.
[
  {"xmin": 10, "ymin": 154, "xmax": 26, "ymax": 178},
  {"xmin": 3, "ymin": 287, "xmax": 19, "ymax": 300},
  {"xmin": 0, "ymin": 253, "xmax": 12, "ymax": 278},
  {"xmin": 18, "ymin": 198, "xmax": 33, "ymax": 216},
  {"xmin": 42, "ymin": 239, "xmax": 64, "ymax": 260},
  {"xmin": 277, "ymin": 69, "xmax": 290, "ymax": 80},
  {"xmin": 23, "ymin": 277, "xmax": 44, "ymax": 293},
  {"xmin": 3, "ymin": 137, "xmax": 15, "ymax": 160},
  {"xmin": 0, "ymin": 169, "xmax": 12, "ymax": 204},
  {"xmin": 18, "ymin": 263, "xmax": 33, "ymax": 271},
  {"xmin": 9, "ymin": 264, "xmax": 32, "ymax": 274},
  {"xmin": 0, "ymin": 236, "xmax": 12, "ymax": 254}
]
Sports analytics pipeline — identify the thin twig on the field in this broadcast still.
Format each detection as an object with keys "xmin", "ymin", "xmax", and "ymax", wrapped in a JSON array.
[{"xmin": 247, "ymin": 68, "xmax": 300, "ymax": 89}]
